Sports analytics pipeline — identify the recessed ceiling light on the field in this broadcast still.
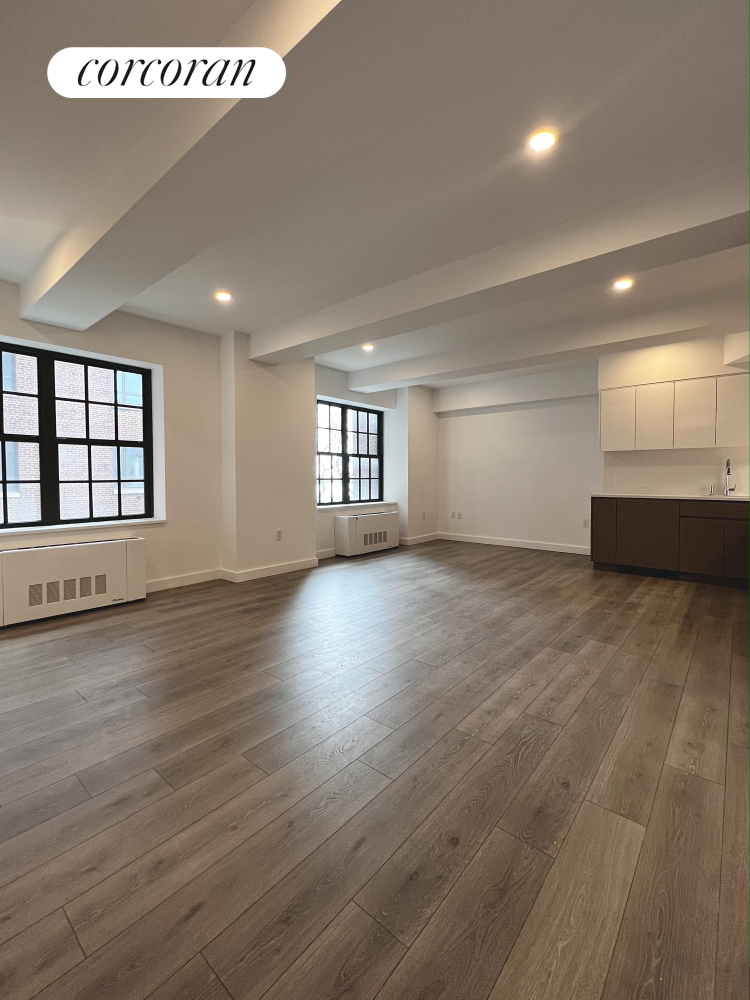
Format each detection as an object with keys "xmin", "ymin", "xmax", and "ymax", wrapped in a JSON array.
[
  {"xmin": 528, "ymin": 130, "xmax": 557, "ymax": 151},
  {"xmin": 362, "ymin": 343, "xmax": 375, "ymax": 351},
  {"xmin": 613, "ymin": 277, "xmax": 634, "ymax": 291},
  {"xmin": 214, "ymin": 290, "xmax": 232, "ymax": 302}
]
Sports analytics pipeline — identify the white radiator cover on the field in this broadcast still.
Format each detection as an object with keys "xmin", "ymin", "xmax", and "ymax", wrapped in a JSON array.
[
  {"xmin": 0, "ymin": 538, "xmax": 146, "ymax": 626},
  {"xmin": 334, "ymin": 511, "xmax": 400, "ymax": 557}
]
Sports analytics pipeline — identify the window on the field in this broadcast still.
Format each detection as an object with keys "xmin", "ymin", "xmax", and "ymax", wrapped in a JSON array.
[
  {"xmin": 316, "ymin": 400, "xmax": 382, "ymax": 505},
  {"xmin": 0, "ymin": 342, "xmax": 153, "ymax": 528}
]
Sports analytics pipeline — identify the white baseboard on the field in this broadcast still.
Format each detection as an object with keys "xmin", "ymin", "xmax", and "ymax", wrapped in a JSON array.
[
  {"xmin": 145, "ymin": 533, "xmax": 588, "ymax": 595},
  {"xmin": 146, "ymin": 556, "xmax": 319, "ymax": 592},
  {"xmin": 220, "ymin": 557, "xmax": 319, "ymax": 583},
  {"xmin": 399, "ymin": 532, "xmax": 439, "ymax": 546},
  {"xmin": 146, "ymin": 569, "xmax": 223, "ymax": 593},
  {"xmin": 438, "ymin": 532, "xmax": 590, "ymax": 556}
]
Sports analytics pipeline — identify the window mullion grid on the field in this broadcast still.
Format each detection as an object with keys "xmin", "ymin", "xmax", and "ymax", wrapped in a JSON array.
[
  {"xmin": 115, "ymin": 378, "xmax": 122, "ymax": 518},
  {"xmin": 0, "ymin": 370, "xmax": 4, "ymax": 526},
  {"xmin": 0, "ymin": 344, "xmax": 151, "ymax": 528},
  {"xmin": 342, "ymin": 405, "xmax": 350, "ymax": 504},
  {"xmin": 119, "ymin": 434, "xmax": 142, "ymax": 518},
  {"xmin": 83, "ymin": 363, "xmax": 94, "ymax": 521},
  {"xmin": 38, "ymin": 354, "xmax": 58, "ymax": 525},
  {"xmin": 362, "ymin": 406, "xmax": 366, "ymax": 500},
  {"xmin": 355, "ymin": 406, "xmax": 362, "ymax": 501},
  {"xmin": 361, "ymin": 406, "xmax": 366, "ymax": 500},
  {"xmin": 142, "ymin": 371, "xmax": 154, "ymax": 518},
  {"xmin": 378, "ymin": 410, "xmax": 383, "ymax": 502},
  {"xmin": 364, "ymin": 407, "xmax": 369, "ymax": 500},
  {"xmin": 315, "ymin": 399, "xmax": 381, "ymax": 506}
]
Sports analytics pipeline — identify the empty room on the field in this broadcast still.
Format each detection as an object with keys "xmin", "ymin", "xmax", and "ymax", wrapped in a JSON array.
[{"xmin": 0, "ymin": 1, "xmax": 747, "ymax": 999}]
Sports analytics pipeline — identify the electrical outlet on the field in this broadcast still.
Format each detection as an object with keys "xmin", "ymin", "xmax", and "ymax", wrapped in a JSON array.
[
  {"xmin": 422, "ymin": 511, "xmax": 426, "ymax": 520},
  {"xmin": 276, "ymin": 529, "xmax": 282, "ymax": 540},
  {"xmin": 457, "ymin": 511, "xmax": 462, "ymax": 519},
  {"xmin": 583, "ymin": 518, "xmax": 589, "ymax": 527},
  {"xmin": 638, "ymin": 484, "xmax": 647, "ymax": 493},
  {"xmin": 614, "ymin": 476, "xmax": 620, "ymax": 485},
  {"xmin": 451, "ymin": 511, "xmax": 456, "ymax": 518}
]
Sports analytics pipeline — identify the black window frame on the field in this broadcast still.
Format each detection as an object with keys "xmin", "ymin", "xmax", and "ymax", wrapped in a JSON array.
[
  {"xmin": 0, "ymin": 340, "xmax": 154, "ymax": 528},
  {"xmin": 316, "ymin": 399, "xmax": 384, "ymax": 506}
]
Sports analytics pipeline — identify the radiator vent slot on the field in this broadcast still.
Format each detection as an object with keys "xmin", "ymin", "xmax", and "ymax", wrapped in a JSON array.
[
  {"xmin": 29, "ymin": 583, "xmax": 43, "ymax": 607},
  {"xmin": 47, "ymin": 581, "xmax": 60, "ymax": 604},
  {"xmin": 63, "ymin": 579, "xmax": 76, "ymax": 601},
  {"xmin": 80, "ymin": 576, "xmax": 92, "ymax": 598},
  {"xmin": 95, "ymin": 574, "xmax": 107, "ymax": 595}
]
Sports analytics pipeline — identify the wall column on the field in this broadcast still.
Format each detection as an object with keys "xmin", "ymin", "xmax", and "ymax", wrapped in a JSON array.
[
  {"xmin": 219, "ymin": 331, "xmax": 318, "ymax": 581},
  {"xmin": 383, "ymin": 385, "xmax": 439, "ymax": 544}
]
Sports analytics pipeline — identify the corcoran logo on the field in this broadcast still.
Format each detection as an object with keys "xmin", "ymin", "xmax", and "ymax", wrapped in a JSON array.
[{"xmin": 48, "ymin": 47, "xmax": 285, "ymax": 98}]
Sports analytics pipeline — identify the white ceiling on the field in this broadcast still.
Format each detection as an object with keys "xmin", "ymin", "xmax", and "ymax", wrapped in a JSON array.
[
  {"xmin": 1, "ymin": 0, "xmax": 747, "ymax": 390},
  {"xmin": 317, "ymin": 247, "xmax": 749, "ymax": 373},
  {"xmin": 0, "ymin": 0, "xmax": 254, "ymax": 280}
]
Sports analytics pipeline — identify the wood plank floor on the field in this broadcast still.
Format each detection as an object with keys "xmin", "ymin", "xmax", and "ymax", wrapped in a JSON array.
[{"xmin": 0, "ymin": 540, "xmax": 746, "ymax": 1000}]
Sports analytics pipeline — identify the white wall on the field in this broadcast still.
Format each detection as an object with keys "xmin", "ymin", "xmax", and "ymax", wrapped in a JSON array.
[
  {"xmin": 602, "ymin": 449, "xmax": 749, "ymax": 498},
  {"xmin": 380, "ymin": 386, "xmax": 438, "ymax": 544},
  {"xmin": 0, "ymin": 280, "xmax": 222, "ymax": 591},
  {"xmin": 315, "ymin": 364, "xmax": 396, "ymax": 410},
  {"xmin": 724, "ymin": 331, "xmax": 749, "ymax": 368},
  {"xmin": 433, "ymin": 365, "xmax": 598, "ymax": 412},
  {"xmin": 438, "ymin": 395, "xmax": 603, "ymax": 555},
  {"xmin": 226, "ymin": 334, "xmax": 318, "ymax": 579},
  {"xmin": 598, "ymin": 337, "xmax": 738, "ymax": 388},
  {"xmin": 384, "ymin": 388, "xmax": 409, "ymax": 540},
  {"xmin": 406, "ymin": 385, "xmax": 439, "ymax": 542}
]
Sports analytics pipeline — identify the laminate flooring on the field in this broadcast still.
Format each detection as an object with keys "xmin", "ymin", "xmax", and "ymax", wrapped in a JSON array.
[{"xmin": 0, "ymin": 541, "xmax": 746, "ymax": 1000}]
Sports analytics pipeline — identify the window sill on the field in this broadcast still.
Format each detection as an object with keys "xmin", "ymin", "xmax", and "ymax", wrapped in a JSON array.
[
  {"xmin": 0, "ymin": 517, "xmax": 166, "ymax": 538},
  {"xmin": 316, "ymin": 501, "xmax": 396, "ymax": 511}
]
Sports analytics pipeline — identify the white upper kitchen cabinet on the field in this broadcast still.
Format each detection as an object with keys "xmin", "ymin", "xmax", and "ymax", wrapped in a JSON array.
[
  {"xmin": 635, "ymin": 381, "xmax": 674, "ymax": 450},
  {"xmin": 600, "ymin": 386, "xmax": 635, "ymax": 451},
  {"xmin": 673, "ymin": 377, "xmax": 716, "ymax": 449},
  {"xmin": 716, "ymin": 373, "xmax": 749, "ymax": 448}
]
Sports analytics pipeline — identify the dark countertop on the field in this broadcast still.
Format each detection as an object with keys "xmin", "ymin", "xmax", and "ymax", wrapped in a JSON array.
[{"xmin": 592, "ymin": 494, "xmax": 749, "ymax": 502}]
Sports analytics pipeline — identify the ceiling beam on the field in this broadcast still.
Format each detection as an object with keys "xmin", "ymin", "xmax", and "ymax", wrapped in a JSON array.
[
  {"xmin": 346, "ymin": 295, "xmax": 748, "ymax": 391},
  {"xmin": 248, "ymin": 194, "xmax": 749, "ymax": 364},
  {"xmin": 20, "ymin": 0, "xmax": 343, "ymax": 330}
]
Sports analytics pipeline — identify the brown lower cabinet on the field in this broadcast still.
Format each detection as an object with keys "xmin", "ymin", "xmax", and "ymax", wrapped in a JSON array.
[
  {"xmin": 616, "ymin": 499, "xmax": 680, "ymax": 571},
  {"xmin": 591, "ymin": 496, "xmax": 749, "ymax": 582},
  {"xmin": 679, "ymin": 517, "xmax": 724, "ymax": 575},
  {"xmin": 724, "ymin": 519, "xmax": 749, "ymax": 579},
  {"xmin": 590, "ymin": 497, "xmax": 617, "ymax": 564}
]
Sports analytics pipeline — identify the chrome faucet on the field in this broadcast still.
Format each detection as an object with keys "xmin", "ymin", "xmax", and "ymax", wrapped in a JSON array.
[{"xmin": 724, "ymin": 458, "xmax": 736, "ymax": 496}]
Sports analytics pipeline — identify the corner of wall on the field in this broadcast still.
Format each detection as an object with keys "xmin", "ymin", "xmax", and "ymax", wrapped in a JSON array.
[
  {"xmin": 407, "ymin": 386, "xmax": 439, "ymax": 539},
  {"xmin": 219, "ymin": 332, "xmax": 239, "ymax": 571},
  {"xmin": 220, "ymin": 338, "xmax": 317, "ymax": 580},
  {"xmin": 384, "ymin": 389, "xmax": 410, "ymax": 538}
]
